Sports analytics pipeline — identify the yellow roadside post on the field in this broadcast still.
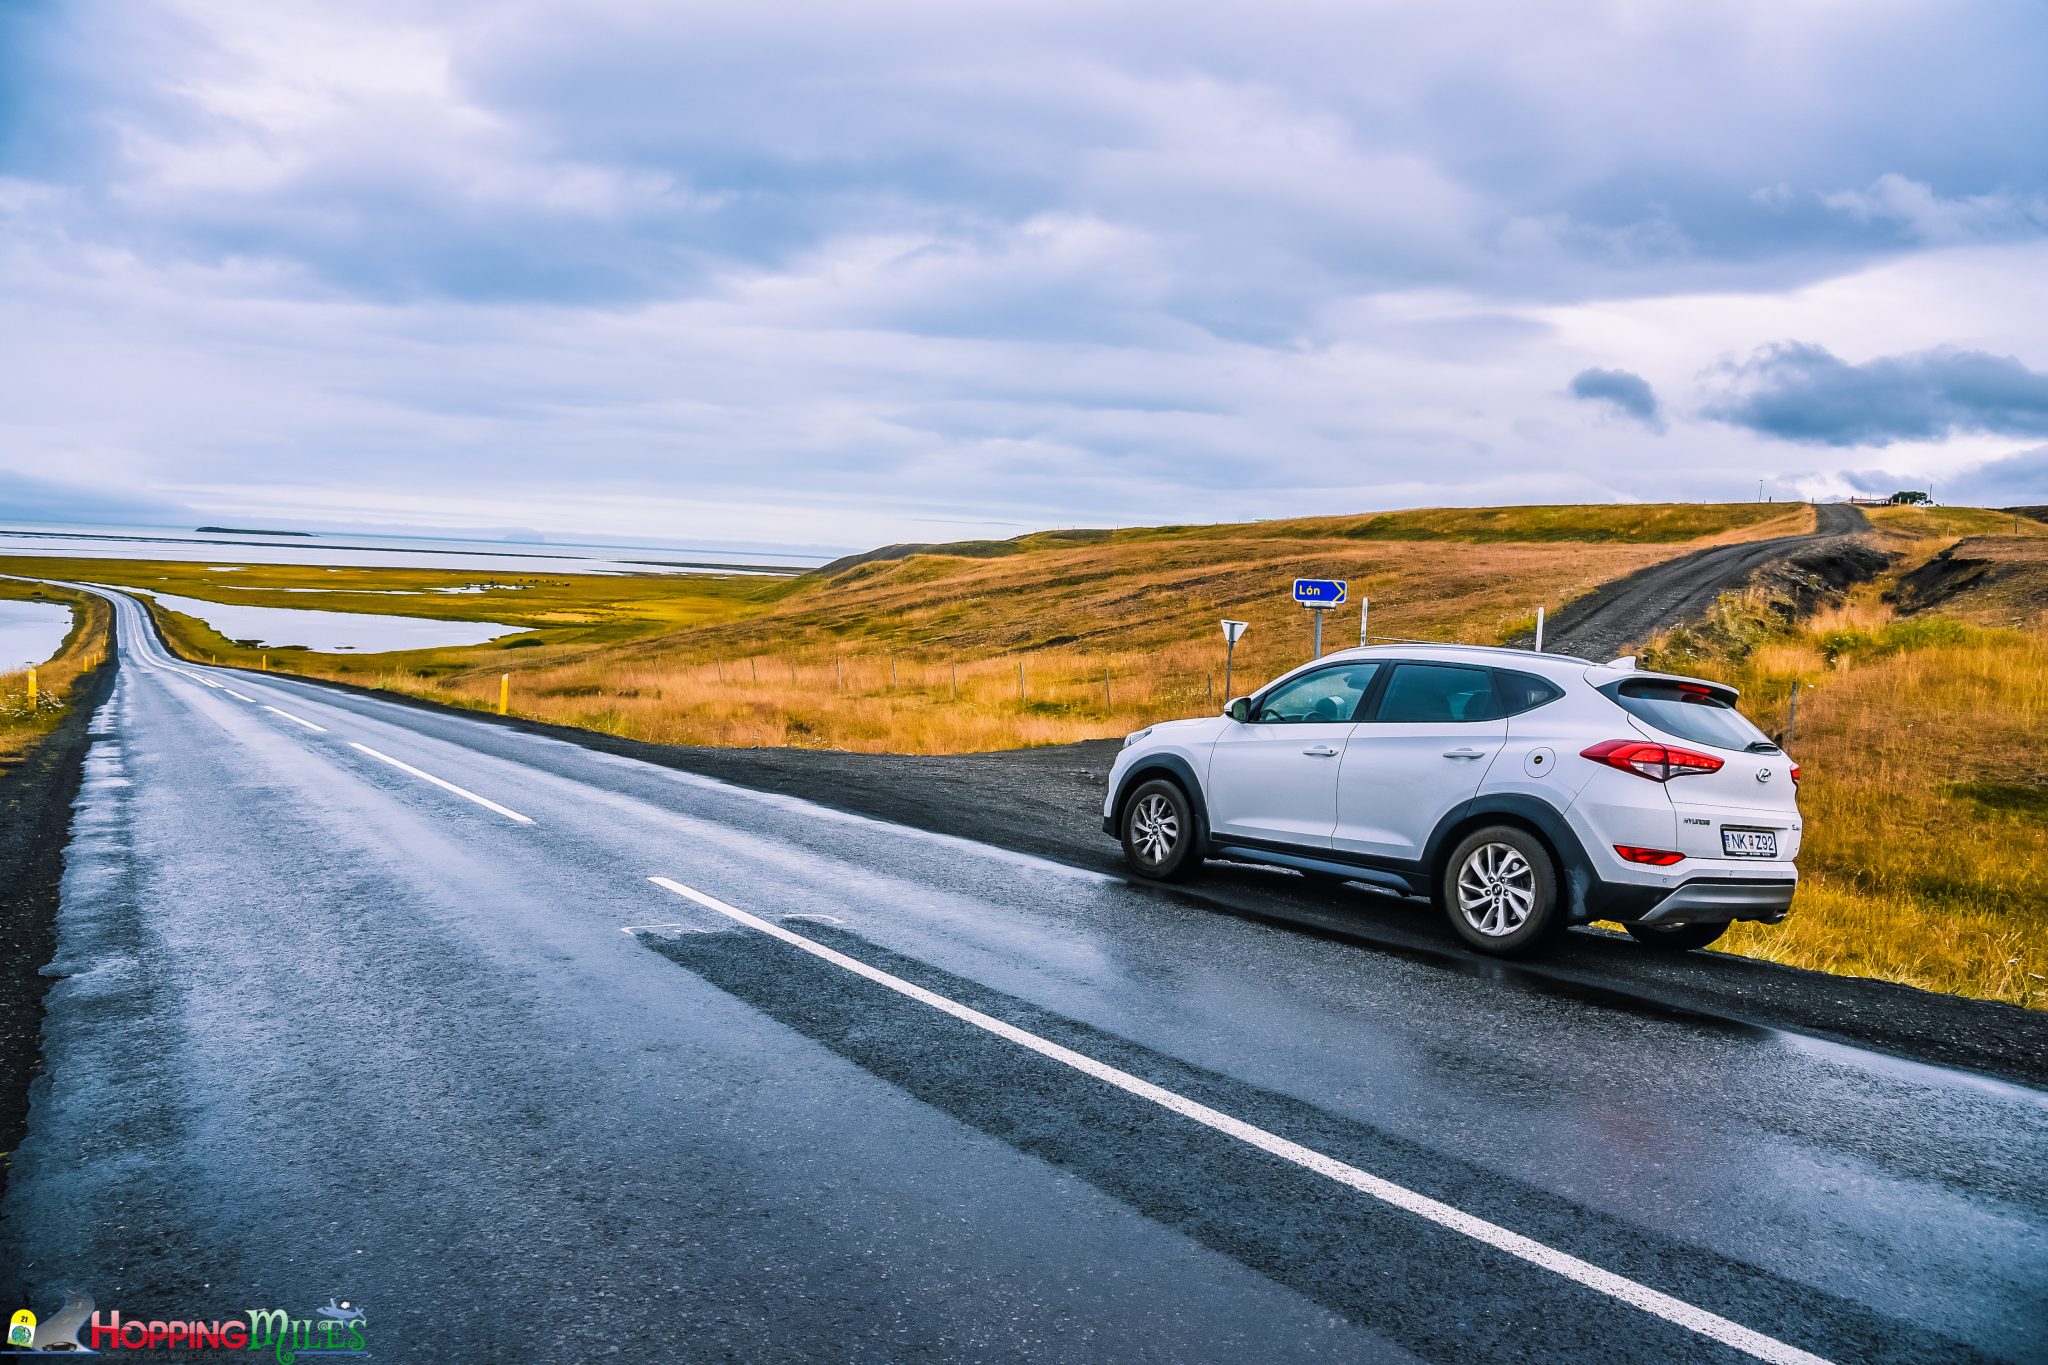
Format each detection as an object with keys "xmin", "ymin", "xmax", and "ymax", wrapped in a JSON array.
[
  {"xmin": 261, "ymin": 654, "xmax": 268, "ymax": 672},
  {"xmin": 27, "ymin": 667, "xmax": 36, "ymax": 709},
  {"xmin": 499, "ymin": 673, "xmax": 510, "ymax": 716}
]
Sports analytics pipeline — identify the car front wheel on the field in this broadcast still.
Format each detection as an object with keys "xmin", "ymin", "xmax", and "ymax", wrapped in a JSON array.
[
  {"xmin": 1440, "ymin": 825, "xmax": 1562, "ymax": 956},
  {"xmin": 1121, "ymin": 778, "xmax": 1200, "ymax": 881}
]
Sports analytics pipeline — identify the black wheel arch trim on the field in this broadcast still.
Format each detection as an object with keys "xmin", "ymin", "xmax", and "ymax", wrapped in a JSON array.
[
  {"xmin": 1107, "ymin": 756, "xmax": 1213, "ymax": 852},
  {"xmin": 1424, "ymin": 794, "xmax": 1616, "ymax": 924}
]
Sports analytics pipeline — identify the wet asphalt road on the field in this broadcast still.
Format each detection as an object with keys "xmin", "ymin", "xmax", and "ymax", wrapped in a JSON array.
[{"xmin": 3, "ymin": 588, "xmax": 2045, "ymax": 1363}]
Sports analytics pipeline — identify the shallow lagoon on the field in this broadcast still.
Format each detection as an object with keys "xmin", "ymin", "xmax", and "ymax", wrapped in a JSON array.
[
  {"xmin": 132, "ymin": 589, "xmax": 522, "ymax": 653},
  {"xmin": 0, "ymin": 599, "xmax": 73, "ymax": 671}
]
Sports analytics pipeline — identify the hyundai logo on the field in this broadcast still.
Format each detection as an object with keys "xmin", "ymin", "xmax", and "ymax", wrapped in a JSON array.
[{"xmin": 1755, "ymin": 767, "xmax": 1774, "ymax": 784}]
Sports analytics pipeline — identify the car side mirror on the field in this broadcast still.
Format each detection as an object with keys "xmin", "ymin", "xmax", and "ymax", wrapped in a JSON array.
[{"xmin": 1227, "ymin": 697, "xmax": 1252, "ymax": 723}]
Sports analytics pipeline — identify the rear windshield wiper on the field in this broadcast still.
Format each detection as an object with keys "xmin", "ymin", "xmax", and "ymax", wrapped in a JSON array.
[{"xmin": 1746, "ymin": 740, "xmax": 1782, "ymax": 753}]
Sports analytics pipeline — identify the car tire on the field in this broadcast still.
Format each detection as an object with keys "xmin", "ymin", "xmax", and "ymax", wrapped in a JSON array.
[
  {"xmin": 1121, "ymin": 778, "xmax": 1200, "ymax": 881},
  {"xmin": 1625, "ymin": 921, "xmax": 1730, "ymax": 952},
  {"xmin": 1440, "ymin": 825, "xmax": 1562, "ymax": 957}
]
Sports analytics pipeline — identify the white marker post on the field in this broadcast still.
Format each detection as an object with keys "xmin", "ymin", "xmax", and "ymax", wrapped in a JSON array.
[
  {"xmin": 1534, "ymin": 606, "xmax": 1545, "ymax": 652},
  {"xmin": 1221, "ymin": 619, "xmax": 1248, "ymax": 705},
  {"xmin": 1359, "ymin": 597, "xmax": 1370, "ymax": 647}
]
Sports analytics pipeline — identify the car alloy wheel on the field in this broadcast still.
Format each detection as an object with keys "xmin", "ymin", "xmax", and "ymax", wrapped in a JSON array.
[
  {"xmin": 1130, "ymin": 792, "xmax": 1180, "ymax": 867},
  {"xmin": 1456, "ymin": 841, "xmax": 1536, "ymax": 937}
]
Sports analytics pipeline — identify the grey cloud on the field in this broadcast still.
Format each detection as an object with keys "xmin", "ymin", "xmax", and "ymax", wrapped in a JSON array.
[
  {"xmin": 1819, "ymin": 174, "xmax": 2048, "ymax": 245},
  {"xmin": 1568, "ymin": 368, "xmax": 1662, "ymax": 429},
  {"xmin": 1704, "ymin": 343, "xmax": 2048, "ymax": 447},
  {"xmin": 2, "ymin": 1, "xmax": 2046, "ymax": 544},
  {"xmin": 14, "ymin": 1, "xmax": 2048, "ymax": 319}
]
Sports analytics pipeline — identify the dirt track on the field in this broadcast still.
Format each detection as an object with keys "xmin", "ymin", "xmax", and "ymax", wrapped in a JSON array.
[{"xmin": 1533, "ymin": 502, "xmax": 1873, "ymax": 658}]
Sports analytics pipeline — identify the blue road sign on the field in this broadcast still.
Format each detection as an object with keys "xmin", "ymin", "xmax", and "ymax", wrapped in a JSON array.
[{"xmin": 1292, "ymin": 578, "xmax": 1347, "ymax": 607}]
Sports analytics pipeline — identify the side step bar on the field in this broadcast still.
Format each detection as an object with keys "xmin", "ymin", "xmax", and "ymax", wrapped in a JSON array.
[{"xmin": 1209, "ymin": 843, "xmax": 1424, "ymax": 898}]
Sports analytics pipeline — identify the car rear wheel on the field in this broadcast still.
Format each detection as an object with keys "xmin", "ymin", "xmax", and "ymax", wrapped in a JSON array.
[
  {"xmin": 1625, "ymin": 920, "xmax": 1730, "ymax": 951},
  {"xmin": 1121, "ymin": 778, "xmax": 1199, "ymax": 881},
  {"xmin": 1440, "ymin": 825, "xmax": 1561, "ymax": 956}
]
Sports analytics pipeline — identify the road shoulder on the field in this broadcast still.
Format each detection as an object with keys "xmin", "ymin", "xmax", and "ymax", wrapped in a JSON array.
[{"xmin": 0, "ymin": 653, "xmax": 114, "ymax": 1201}]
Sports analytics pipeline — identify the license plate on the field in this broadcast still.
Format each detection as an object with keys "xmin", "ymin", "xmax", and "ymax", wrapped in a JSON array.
[{"xmin": 1722, "ymin": 828, "xmax": 1778, "ymax": 859}]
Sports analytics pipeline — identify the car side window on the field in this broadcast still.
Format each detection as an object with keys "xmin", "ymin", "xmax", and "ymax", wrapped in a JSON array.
[
  {"xmin": 1372, "ymin": 664, "xmax": 1504, "ymax": 723},
  {"xmin": 1252, "ymin": 663, "xmax": 1381, "ymax": 724}
]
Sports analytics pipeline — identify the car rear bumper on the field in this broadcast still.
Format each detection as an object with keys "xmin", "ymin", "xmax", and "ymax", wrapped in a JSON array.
[{"xmin": 1633, "ymin": 876, "xmax": 1797, "ymax": 926}]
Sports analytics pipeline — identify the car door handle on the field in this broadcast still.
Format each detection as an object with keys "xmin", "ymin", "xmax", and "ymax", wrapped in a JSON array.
[
  {"xmin": 1442, "ymin": 748, "xmax": 1487, "ymax": 759},
  {"xmin": 1302, "ymin": 745, "xmax": 1341, "ymax": 757}
]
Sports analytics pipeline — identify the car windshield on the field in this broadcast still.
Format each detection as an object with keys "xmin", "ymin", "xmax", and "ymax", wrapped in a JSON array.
[{"xmin": 1601, "ymin": 678, "xmax": 1772, "ymax": 752}]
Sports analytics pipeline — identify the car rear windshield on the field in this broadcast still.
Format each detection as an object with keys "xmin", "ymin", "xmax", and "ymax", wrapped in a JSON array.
[{"xmin": 1599, "ymin": 678, "xmax": 1773, "ymax": 752}]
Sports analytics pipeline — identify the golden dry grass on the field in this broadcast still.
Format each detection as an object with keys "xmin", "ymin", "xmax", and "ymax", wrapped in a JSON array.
[
  {"xmin": 1642, "ymin": 590, "xmax": 2048, "ymax": 1008},
  {"xmin": 224, "ymin": 539, "xmax": 1698, "ymax": 753}
]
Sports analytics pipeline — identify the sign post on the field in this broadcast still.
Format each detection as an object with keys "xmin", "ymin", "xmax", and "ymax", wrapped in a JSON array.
[
  {"xmin": 1291, "ymin": 579, "xmax": 1348, "ymax": 659},
  {"xmin": 1220, "ymin": 619, "xmax": 1248, "ymax": 703}
]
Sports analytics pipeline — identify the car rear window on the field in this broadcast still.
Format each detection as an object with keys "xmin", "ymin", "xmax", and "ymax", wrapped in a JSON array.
[{"xmin": 1600, "ymin": 678, "xmax": 1772, "ymax": 752}]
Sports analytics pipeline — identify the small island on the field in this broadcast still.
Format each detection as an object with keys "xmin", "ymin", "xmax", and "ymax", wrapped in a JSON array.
[{"xmin": 195, "ymin": 526, "xmax": 315, "ymax": 537}]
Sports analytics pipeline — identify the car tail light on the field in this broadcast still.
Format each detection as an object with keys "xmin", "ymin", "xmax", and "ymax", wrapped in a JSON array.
[
  {"xmin": 1615, "ymin": 845, "xmax": 1685, "ymax": 866},
  {"xmin": 1579, "ymin": 739, "xmax": 1725, "ymax": 782},
  {"xmin": 1790, "ymin": 764, "xmax": 1801, "ymax": 784}
]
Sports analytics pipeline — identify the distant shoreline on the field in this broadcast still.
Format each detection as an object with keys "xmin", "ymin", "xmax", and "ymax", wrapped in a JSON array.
[{"xmin": 0, "ymin": 523, "xmax": 823, "ymax": 575}]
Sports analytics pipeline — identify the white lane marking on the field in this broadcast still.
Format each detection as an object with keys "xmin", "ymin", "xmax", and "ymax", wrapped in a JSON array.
[
  {"xmin": 221, "ymin": 687, "xmax": 257, "ymax": 702},
  {"xmin": 646, "ymin": 876, "xmax": 1834, "ymax": 1365},
  {"xmin": 349, "ymin": 742, "xmax": 534, "ymax": 824},
  {"xmin": 264, "ymin": 705, "xmax": 328, "ymax": 733}
]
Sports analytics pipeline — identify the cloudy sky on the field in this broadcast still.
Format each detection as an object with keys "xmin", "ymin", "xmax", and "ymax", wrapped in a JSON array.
[{"xmin": 3, "ymin": 0, "xmax": 2045, "ymax": 551}]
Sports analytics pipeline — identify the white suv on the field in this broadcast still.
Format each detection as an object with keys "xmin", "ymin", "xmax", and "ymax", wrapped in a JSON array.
[{"xmin": 1103, "ymin": 643, "xmax": 1801, "ymax": 957}]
